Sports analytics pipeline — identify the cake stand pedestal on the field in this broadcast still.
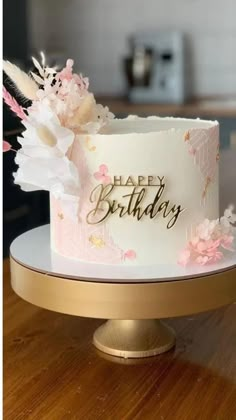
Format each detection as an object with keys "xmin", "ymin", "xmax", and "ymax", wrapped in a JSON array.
[
  {"xmin": 10, "ymin": 226, "xmax": 236, "ymax": 359},
  {"xmin": 93, "ymin": 320, "xmax": 175, "ymax": 358}
]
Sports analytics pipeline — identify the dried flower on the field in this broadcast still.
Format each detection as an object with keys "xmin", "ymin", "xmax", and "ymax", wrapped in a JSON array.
[
  {"xmin": 178, "ymin": 207, "xmax": 235, "ymax": 266},
  {"xmin": 2, "ymin": 55, "xmax": 114, "ymax": 194},
  {"xmin": 14, "ymin": 102, "xmax": 79, "ymax": 194},
  {"xmin": 2, "ymin": 86, "xmax": 26, "ymax": 120},
  {"xmin": 3, "ymin": 140, "xmax": 12, "ymax": 152},
  {"xmin": 3, "ymin": 60, "xmax": 38, "ymax": 100}
]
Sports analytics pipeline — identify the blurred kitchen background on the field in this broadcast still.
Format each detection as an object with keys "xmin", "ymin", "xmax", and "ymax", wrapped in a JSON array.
[{"xmin": 3, "ymin": 0, "xmax": 236, "ymax": 256}]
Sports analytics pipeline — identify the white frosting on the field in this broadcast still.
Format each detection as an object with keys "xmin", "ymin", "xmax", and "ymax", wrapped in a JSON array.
[
  {"xmin": 50, "ymin": 116, "xmax": 219, "ymax": 265},
  {"xmin": 104, "ymin": 115, "xmax": 216, "ymax": 134}
]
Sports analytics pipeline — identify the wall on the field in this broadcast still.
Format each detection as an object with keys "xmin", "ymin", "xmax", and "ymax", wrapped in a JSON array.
[
  {"xmin": 28, "ymin": 0, "xmax": 236, "ymax": 96},
  {"xmin": 3, "ymin": 0, "xmax": 28, "ymax": 62}
]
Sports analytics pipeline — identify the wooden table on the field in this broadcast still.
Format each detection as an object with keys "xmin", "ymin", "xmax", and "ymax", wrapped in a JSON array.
[
  {"xmin": 98, "ymin": 96, "xmax": 236, "ymax": 119},
  {"xmin": 3, "ymin": 259, "xmax": 236, "ymax": 420}
]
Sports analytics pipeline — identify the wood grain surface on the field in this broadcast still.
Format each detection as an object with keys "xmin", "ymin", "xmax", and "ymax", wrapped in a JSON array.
[{"xmin": 3, "ymin": 259, "xmax": 236, "ymax": 420}]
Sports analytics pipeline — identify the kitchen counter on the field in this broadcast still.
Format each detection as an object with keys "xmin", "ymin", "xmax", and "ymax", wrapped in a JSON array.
[
  {"xmin": 98, "ymin": 97, "xmax": 236, "ymax": 118},
  {"xmin": 4, "ymin": 254, "xmax": 236, "ymax": 419}
]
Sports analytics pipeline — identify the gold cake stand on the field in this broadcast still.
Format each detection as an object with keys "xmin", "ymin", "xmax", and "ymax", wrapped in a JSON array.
[{"xmin": 10, "ymin": 226, "xmax": 236, "ymax": 359}]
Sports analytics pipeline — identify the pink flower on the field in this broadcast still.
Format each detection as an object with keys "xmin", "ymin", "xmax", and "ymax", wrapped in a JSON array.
[
  {"xmin": 94, "ymin": 164, "xmax": 112, "ymax": 184},
  {"xmin": 178, "ymin": 211, "xmax": 235, "ymax": 267},
  {"xmin": 124, "ymin": 250, "xmax": 136, "ymax": 260},
  {"xmin": 195, "ymin": 240, "xmax": 207, "ymax": 253},
  {"xmin": 73, "ymin": 73, "xmax": 89, "ymax": 90},
  {"xmin": 204, "ymin": 239, "xmax": 221, "ymax": 254},
  {"xmin": 195, "ymin": 255, "xmax": 210, "ymax": 265},
  {"xmin": 178, "ymin": 249, "xmax": 191, "ymax": 266},
  {"xmin": 3, "ymin": 140, "xmax": 12, "ymax": 152},
  {"xmin": 57, "ymin": 59, "xmax": 89, "ymax": 91},
  {"xmin": 57, "ymin": 59, "xmax": 74, "ymax": 81},
  {"xmin": 221, "ymin": 235, "xmax": 234, "ymax": 251},
  {"xmin": 210, "ymin": 251, "xmax": 223, "ymax": 262}
]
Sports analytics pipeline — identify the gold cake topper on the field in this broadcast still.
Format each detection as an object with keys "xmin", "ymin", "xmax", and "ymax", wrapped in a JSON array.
[{"xmin": 86, "ymin": 175, "xmax": 185, "ymax": 228}]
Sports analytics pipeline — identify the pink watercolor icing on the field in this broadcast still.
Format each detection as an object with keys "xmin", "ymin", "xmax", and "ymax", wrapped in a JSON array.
[
  {"xmin": 51, "ymin": 195, "xmax": 124, "ymax": 263},
  {"xmin": 184, "ymin": 125, "xmax": 219, "ymax": 200},
  {"xmin": 51, "ymin": 138, "xmax": 128, "ymax": 264}
]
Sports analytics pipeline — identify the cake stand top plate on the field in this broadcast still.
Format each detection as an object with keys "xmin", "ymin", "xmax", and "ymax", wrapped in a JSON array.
[{"xmin": 10, "ymin": 225, "xmax": 236, "ymax": 283}]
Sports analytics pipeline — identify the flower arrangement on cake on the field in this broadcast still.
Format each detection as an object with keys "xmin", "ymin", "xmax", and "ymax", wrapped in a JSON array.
[
  {"xmin": 3, "ymin": 53, "xmax": 114, "ymax": 195},
  {"xmin": 178, "ymin": 206, "xmax": 236, "ymax": 266}
]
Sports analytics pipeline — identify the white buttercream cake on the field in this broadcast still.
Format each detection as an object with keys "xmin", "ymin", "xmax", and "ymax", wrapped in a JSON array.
[
  {"xmin": 50, "ymin": 116, "xmax": 220, "ymax": 265},
  {"xmin": 4, "ymin": 56, "xmax": 234, "ymax": 268}
]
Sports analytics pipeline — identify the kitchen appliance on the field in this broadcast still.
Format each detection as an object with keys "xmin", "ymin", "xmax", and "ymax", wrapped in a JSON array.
[{"xmin": 124, "ymin": 31, "xmax": 189, "ymax": 104}]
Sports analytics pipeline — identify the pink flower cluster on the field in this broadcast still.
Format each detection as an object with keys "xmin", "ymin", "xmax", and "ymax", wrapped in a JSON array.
[
  {"xmin": 33, "ymin": 58, "xmax": 114, "ymax": 134},
  {"xmin": 178, "ymin": 208, "xmax": 235, "ymax": 266},
  {"xmin": 56, "ymin": 59, "xmax": 89, "ymax": 89}
]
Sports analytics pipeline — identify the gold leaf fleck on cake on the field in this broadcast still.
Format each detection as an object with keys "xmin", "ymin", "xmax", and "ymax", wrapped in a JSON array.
[
  {"xmin": 184, "ymin": 131, "xmax": 190, "ymax": 142},
  {"xmin": 202, "ymin": 176, "xmax": 211, "ymax": 199},
  {"xmin": 89, "ymin": 235, "xmax": 105, "ymax": 248},
  {"xmin": 58, "ymin": 212, "xmax": 64, "ymax": 220},
  {"xmin": 85, "ymin": 135, "xmax": 96, "ymax": 152}
]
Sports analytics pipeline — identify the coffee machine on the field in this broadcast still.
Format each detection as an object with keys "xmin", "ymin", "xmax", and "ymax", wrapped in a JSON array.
[{"xmin": 124, "ymin": 31, "xmax": 190, "ymax": 104}]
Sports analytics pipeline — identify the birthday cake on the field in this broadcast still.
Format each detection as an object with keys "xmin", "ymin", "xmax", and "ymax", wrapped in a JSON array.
[{"xmin": 3, "ymin": 56, "xmax": 235, "ymax": 266}]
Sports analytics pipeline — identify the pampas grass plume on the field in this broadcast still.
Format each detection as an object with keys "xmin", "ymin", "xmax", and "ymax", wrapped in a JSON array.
[{"xmin": 3, "ymin": 60, "xmax": 39, "ymax": 101}]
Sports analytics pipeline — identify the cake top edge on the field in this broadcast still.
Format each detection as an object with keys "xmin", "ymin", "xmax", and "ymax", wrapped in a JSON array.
[{"xmin": 93, "ymin": 115, "xmax": 219, "ymax": 136}]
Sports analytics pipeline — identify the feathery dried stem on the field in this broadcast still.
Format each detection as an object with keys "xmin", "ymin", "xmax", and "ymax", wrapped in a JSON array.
[
  {"xmin": 3, "ymin": 60, "xmax": 39, "ymax": 100},
  {"xmin": 2, "ymin": 86, "xmax": 27, "ymax": 120}
]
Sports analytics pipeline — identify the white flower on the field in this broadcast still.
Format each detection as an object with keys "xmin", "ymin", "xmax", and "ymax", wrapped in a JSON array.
[
  {"xmin": 196, "ymin": 218, "xmax": 219, "ymax": 240},
  {"xmin": 63, "ymin": 93, "xmax": 115, "ymax": 134},
  {"xmin": 14, "ymin": 102, "xmax": 79, "ymax": 194},
  {"xmin": 23, "ymin": 101, "xmax": 74, "ymax": 154},
  {"xmin": 224, "ymin": 205, "xmax": 236, "ymax": 223},
  {"xmin": 220, "ymin": 216, "xmax": 231, "ymax": 231},
  {"xmin": 218, "ymin": 205, "xmax": 236, "ymax": 236},
  {"xmin": 81, "ymin": 103, "xmax": 114, "ymax": 134},
  {"xmin": 14, "ymin": 155, "xmax": 79, "ymax": 195}
]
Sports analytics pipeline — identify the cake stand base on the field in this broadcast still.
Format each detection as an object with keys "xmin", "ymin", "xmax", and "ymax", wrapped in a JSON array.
[
  {"xmin": 10, "ymin": 226, "xmax": 236, "ymax": 361},
  {"xmin": 93, "ymin": 320, "xmax": 176, "ymax": 358}
]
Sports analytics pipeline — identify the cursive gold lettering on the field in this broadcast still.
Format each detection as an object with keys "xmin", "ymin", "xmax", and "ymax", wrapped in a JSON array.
[
  {"xmin": 86, "ymin": 184, "xmax": 114, "ymax": 224},
  {"xmin": 143, "ymin": 183, "xmax": 165, "ymax": 217},
  {"xmin": 166, "ymin": 205, "xmax": 185, "ymax": 229},
  {"xmin": 86, "ymin": 175, "xmax": 185, "ymax": 228},
  {"xmin": 123, "ymin": 188, "xmax": 146, "ymax": 220}
]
